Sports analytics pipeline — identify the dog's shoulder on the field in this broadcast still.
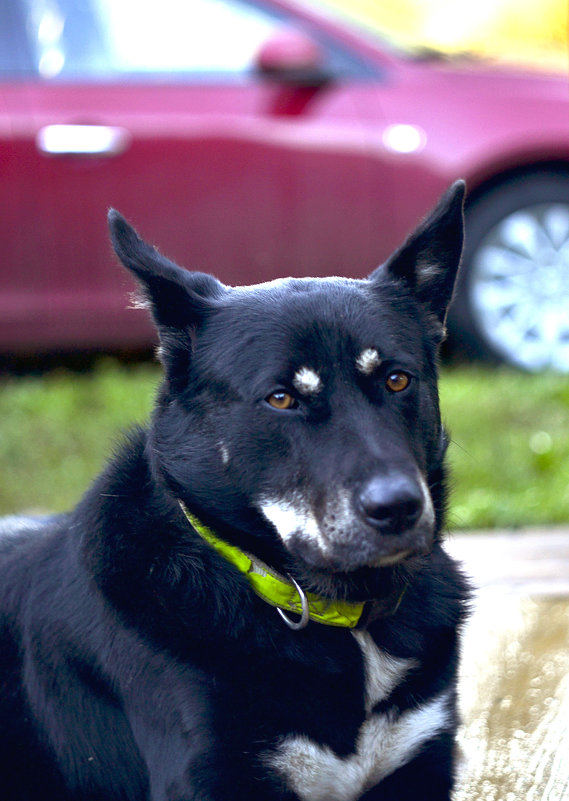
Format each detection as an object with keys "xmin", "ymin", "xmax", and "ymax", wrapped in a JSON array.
[
  {"xmin": 0, "ymin": 514, "xmax": 53, "ymax": 544},
  {"xmin": 374, "ymin": 544, "xmax": 470, "ymax": 664},
  {"xmin": 0, "ymin": 512, "xmax": 66, "ymax": 569}
]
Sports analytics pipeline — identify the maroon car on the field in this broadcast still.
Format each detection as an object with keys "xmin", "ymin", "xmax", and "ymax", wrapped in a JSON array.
[{"xmin": 1, "ymin": 0, "xmax": 569, "ymax": 370}]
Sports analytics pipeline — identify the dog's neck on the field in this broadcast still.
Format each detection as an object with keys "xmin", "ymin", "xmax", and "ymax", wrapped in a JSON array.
[
  {"xmin": 179, "ymin": 502, "xmax": 407, "ymax": 631},
  {"xmin": 179, "ymin": 502, "xmax": 364, "ymax": 629}
]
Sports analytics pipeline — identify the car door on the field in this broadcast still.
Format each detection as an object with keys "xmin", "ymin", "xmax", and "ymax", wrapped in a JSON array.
[{"xmin": 0, "ymin": 0, "xmax": 396, "ymax": 352}]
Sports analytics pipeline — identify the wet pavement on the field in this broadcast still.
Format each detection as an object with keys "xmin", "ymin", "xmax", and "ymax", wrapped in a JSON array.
[{"xmin": 445, "ymin": 530, "xmax": 569, "ymax": 801}]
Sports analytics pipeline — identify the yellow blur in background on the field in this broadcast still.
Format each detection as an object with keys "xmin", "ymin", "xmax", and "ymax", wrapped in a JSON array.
[{"xmin": 324, "ymin": 0, "xmax": 568, "ymax": 70}]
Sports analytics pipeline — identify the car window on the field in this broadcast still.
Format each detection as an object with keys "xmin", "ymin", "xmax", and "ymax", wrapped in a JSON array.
[
  {"xmin": 22, "ymin": 0, "xmax": 285, "ymax": 78},
  {"xmin": 0, "ymin": 0, "xmax": 35, "ymax": 73},
  {"xmin": 17, "ymin": 0, "xmax": 282, "ymax": 78},
  {"xmin": 98, "ymin": 0, "xmax": 282, "ymax": 74},
  {"xmin": 3, "ymin": 0, "xmax": 372, "ymax": 81}
]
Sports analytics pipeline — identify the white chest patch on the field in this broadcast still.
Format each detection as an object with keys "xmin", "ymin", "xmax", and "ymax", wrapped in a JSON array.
[
  {"xmin": 351, "ymin": 631, "xmax": 416, "ymax": 712},
  {"xmin": 265, "ymin": 635, "xmax": 450, "ymax": 801}
]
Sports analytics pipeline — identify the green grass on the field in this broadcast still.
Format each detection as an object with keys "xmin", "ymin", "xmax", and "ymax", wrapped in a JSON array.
[
  {"xmin": 440, "ymin": 368, "xmax": 569, "ymax": 530},
  {"xmin": 0, "ymin": 360, "xmax": 159, "ymax": 516},
  {"xmin": 0, "ymin": 361, "xmax": 568, "ymax": 529}
]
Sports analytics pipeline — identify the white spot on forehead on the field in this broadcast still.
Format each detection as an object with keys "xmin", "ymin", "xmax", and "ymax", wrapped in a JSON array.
[
  {"xmin": 293, "ymin": 367, "xmax": 323, "ymax": 396},
  {"xmin": 356, "ymin": 348, "xmax": 382, "ymax": 376}
]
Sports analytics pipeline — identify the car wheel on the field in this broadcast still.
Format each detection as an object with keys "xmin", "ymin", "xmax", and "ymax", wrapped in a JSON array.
[{"xmin": 449, "ymin": 172, "xmax": 569, "ymax": 371}]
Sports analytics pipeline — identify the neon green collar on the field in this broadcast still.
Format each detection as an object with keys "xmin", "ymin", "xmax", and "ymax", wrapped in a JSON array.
[{"xmin": 179, "ymin": 502, "xmax": 365, "ymax": 629}]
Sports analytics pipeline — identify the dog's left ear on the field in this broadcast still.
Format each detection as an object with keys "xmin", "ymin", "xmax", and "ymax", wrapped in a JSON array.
[{"xmin": 370, "ymin": 180, "xmax": 465, "ymax": 328}]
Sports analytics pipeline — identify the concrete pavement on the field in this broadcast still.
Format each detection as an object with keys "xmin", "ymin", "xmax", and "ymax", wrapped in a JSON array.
[{"xmin": 445, "ymin": 529, "xmax": 569, "ymax": 800}]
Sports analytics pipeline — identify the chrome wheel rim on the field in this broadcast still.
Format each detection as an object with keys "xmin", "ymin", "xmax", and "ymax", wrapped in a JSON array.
[{"xmin": 470, "ymin": 203, "xmax": 569, "ymax": 371}]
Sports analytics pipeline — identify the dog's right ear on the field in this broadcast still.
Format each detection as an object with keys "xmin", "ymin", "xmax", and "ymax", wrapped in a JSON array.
[
  {"xmin": 108, "ymin": 210, "xmax": 225, "ymax": 332},
  {"xmin": 108, "ymin": 210, "xmax": 226, "ymax": 386}
]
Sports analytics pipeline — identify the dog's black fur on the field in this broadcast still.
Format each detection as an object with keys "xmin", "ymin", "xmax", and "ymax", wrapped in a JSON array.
[{"xmin": 0, "ymin": 183, "xmax": 469, "ymax": 801}]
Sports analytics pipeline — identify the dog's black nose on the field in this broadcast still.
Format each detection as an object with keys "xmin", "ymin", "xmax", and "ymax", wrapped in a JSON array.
[{"xmin": 358, "ymin": 474, "xmax": 424, "ymax": 533}]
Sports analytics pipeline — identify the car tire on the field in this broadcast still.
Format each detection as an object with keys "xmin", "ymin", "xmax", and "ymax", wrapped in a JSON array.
[{"xmin": 448, "ymin": 171, "xmax": 569, "ymax": 371}]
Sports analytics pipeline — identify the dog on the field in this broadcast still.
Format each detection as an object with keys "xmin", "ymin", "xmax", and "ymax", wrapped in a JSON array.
[{"xmin": 0, "ymin": 182, "xmax": 469, "ymax": 801}]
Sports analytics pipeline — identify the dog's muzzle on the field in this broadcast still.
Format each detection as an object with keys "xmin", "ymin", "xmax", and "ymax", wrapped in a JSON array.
[{"xmin": 259, "ymin": 471, "xmax": 434, "ymax": 573}]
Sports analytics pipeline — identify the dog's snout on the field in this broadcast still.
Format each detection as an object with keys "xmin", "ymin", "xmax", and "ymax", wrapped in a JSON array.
[{"xmin": 357, "ymin": 474, "xmax": 423, "ymax": 534}]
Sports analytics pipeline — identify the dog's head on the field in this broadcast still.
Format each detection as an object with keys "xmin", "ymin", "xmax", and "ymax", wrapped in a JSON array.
[{"xmin": 109, "ymin": 182, "xmax": 464, "ymax": 594}]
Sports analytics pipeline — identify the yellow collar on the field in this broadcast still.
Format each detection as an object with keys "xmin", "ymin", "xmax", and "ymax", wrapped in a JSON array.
[{"xmin": 179, "ymin": 502, "xmax": 365, "ymax": 629}]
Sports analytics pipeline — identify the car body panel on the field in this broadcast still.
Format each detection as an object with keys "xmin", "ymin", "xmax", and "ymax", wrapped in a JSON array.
[{"xmin": 1, "ymin": 0, "xmax": 568, "ymax": 353}]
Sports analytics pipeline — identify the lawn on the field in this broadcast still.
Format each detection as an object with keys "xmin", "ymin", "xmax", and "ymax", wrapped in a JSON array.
[
  {"xmin": 0, "ymin": 360, "xmax": 567, "ymax": 530},
  {"xmin": 440, "ymin": 367, "xmax": 569, "ymax": 529}
]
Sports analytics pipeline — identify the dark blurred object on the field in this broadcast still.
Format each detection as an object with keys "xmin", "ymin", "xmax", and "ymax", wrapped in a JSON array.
[{"xmin": 1, "ymin": 0, "xmax": 568, "ymax": 370}]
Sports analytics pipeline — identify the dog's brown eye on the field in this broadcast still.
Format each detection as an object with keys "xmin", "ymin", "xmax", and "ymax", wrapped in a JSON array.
[
  {"xmin": 267, "ymin": 391, "xmax": 297, "ymax": 410},
  {"xmin": 386, "ymin": 372, "xmax": 411, "ymax": 393}
]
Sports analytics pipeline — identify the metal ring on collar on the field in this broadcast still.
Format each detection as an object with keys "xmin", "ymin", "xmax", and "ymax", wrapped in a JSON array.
[{"xmin": 277, "ymin": 575, "xmax": 310, "ymax": 630}]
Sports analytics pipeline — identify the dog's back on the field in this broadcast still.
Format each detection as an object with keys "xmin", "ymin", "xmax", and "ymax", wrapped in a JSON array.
[{"xmin": 0, "ymin": 183, "xmax": 469, "ymax": 801}]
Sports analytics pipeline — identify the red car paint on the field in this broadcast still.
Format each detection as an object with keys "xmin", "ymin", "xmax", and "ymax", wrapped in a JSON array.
[{"xmin": 1, "ymin": 0, "xmax": 568, "ymax": 352}]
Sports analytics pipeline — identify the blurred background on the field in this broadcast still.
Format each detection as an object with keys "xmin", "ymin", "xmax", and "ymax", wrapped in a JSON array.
[{"xmin": 0, "ymin": 0, "xmax": 568, "ymax": 528}]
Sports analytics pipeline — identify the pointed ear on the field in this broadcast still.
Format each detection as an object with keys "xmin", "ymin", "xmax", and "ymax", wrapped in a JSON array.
[
  {"xmin": 370, "ymin": 181, "xmax": 465, "ymax": 327},
  {"xmin": 108, "ymin": 210, "xmax": 226, "ymax": 388},
  {"xmin": 108, "ymin": 209, "xmax": 225, "ymax": 333}
]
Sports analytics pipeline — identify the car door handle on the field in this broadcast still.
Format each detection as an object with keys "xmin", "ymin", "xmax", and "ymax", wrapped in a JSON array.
[{"xmin": 36, "ymin": 124, "xmax": 131, "ymax": 157}]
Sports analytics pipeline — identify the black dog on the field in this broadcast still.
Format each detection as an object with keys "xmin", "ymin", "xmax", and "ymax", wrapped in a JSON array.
[{"xmin": 0, "ymin": 183, "xmax": 469, "ymax": 801}]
